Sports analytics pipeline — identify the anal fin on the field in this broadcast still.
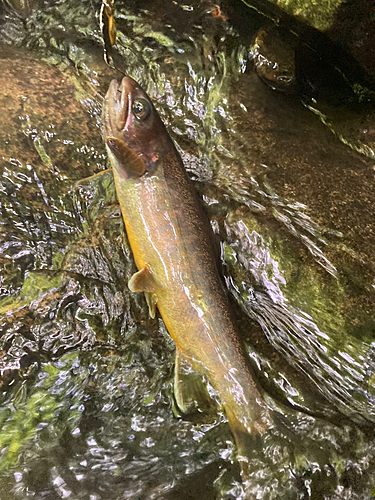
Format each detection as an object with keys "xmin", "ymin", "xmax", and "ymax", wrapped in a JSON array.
[{"xmin": 174, "ymin": 348, "xmax": 215, "ymax": 415}]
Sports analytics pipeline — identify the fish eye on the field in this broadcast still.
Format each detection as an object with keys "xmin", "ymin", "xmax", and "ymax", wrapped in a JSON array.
[{"xmin": 132, "ymin": 98, "xmax": 151, "ymax": 121}]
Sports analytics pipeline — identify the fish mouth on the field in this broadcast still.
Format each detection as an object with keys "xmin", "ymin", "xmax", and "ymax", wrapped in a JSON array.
[{"xmin": 103, "ymin": 76, "xmax": 139, "ymax": 136}]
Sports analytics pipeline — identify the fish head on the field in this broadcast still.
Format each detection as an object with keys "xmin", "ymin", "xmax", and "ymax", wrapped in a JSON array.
[{"xmin": 103, "ymin": 76, "xmax": 173, "ymax": 178}]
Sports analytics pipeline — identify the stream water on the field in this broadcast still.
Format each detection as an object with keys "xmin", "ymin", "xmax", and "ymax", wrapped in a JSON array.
[{"xmin": 0, "ymin": 1, "xmax": 374, "ymax": 498}]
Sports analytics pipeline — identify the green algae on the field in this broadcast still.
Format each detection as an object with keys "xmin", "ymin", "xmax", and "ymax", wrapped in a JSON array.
[{"xmin": 0, "ymin": 353, "xmax": 84, "ymax": 470}]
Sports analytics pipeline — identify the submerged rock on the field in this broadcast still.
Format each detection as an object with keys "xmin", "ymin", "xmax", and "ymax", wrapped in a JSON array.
[{"xmin": 239, "ymin": 0, "xmax": 344, "ymax": 31}]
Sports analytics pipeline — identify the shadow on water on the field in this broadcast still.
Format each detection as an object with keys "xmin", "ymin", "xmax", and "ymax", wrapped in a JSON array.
[{"xmin": 0, "ymin": 0, "xmax": 374, "ymax": 498}]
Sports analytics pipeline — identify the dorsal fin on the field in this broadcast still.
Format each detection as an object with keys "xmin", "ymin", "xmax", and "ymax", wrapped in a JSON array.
[{"xmin": 105, "ymin": 136, "xmax": 145, "ymax": 177}]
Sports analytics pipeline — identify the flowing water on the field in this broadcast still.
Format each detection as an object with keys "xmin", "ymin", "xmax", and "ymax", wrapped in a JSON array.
[{"xmin": 0, "ymin": 0, "xmax": 374, "ymax": 498}]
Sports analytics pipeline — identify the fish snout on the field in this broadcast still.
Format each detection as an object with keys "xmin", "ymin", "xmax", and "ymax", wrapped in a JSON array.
[
  {"xmin": 103, "ymin": 78, "xmax": 131, "ymax": 135},
  {"xmin": 118, "ymin": 76, "xmax": 139, "ymax": 95}
]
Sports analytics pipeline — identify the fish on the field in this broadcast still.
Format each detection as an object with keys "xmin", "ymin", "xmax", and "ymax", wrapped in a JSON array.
[{"xmin": 102, "ymin": 76, "xmax": 272, "ymax": 478}]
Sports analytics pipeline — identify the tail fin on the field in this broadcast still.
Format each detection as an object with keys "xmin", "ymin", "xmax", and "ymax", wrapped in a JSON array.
[{"xmin": 225, "ymin": 406, "xmax": 271, "ymax": 487}]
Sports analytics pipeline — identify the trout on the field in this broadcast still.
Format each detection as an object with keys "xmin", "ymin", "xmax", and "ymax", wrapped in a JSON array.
[{"xmin": 102, "ymin": 76, "xmax": 271, "ymax": 475}]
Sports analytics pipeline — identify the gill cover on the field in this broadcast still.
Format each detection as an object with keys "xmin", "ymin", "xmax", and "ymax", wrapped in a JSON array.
[{"xmin": 105, "ymin": 137, "xmax": 145, "ymax": 177}]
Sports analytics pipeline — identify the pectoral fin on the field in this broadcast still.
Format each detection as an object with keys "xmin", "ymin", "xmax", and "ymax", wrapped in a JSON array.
[
  {"xmin": 73, "ymin": 169, "xmax": 117, "ymax": 221},
  {"xmin": 75, "ymin": 168, "xmax": 114, "ymax": 185},
  {"xmin": 174, "ymin": 348, "xmax": 214, "ymax": 414},
  {"xmin": 105, "ymin": 137, "xmax": 145, "ymax": 177},
  {"xmin": 74, "ymin": 169, "xmax": 116, "ymax": 203}
]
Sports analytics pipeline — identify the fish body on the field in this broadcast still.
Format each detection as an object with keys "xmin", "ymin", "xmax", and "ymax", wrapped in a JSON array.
[{"xmin": 102, "ymin": 77, "xmax": 271, "ymax": 453}]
